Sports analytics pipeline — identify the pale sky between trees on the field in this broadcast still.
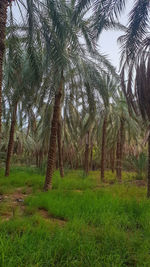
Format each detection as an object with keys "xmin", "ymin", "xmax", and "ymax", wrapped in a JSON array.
[{"xmin": 12, "ymin": 0, "xmax": 134, "ymax": 71}]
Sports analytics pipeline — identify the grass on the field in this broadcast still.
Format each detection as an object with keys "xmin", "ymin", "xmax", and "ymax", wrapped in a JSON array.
[{"xmin": 0, "ymin": 167, "xmax": 149, "ymax": 266}]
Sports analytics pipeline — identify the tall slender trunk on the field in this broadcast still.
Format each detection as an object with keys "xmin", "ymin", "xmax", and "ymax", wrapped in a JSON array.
[
  {"xmin": 44, "ymin": 81, "xmax": 63, "ymax": 191},
  {"xmin": 147, "ymin": 133, "xmax": 150, "ymax": 198},
  {"xmin": 39, "ymin": 151, "xmax": 43, "ymax": 168},
  {"xmin": 116, "ymin": 132, "xmax": 120, "ymax": 176},
  {"xmin": 76, "ymin": 157, "xmax": 79, "ymax": 169},
  {"xmin": 101, "ymin": 115, "xmax": 107, "ymax": 182},
  {"xmin": 69, "ymin": 148, "xmax": 74, "ymax": 169},
  {"xmin": 56, "ymin": 156, "xmax": 59, "ymax": 170},
  {"xmin": 110, "ymin": 147, "xmax": 115, "ymax": 173},
  {"xmin": 90, "ymin": 142, "xmax": 93, "ymax": 170},
  {"xmin": 5, "ymin": 102, "xmax": 17, "ymax": 176},
  {"xmin": 36, "ymin": 152, "xmax": 39, "ymax": 168},
  {"xmin": 0, "ymin": 0, "xmax": 8, "ymax": 146},
  {"xmin": 57, "ymin": 116, "xmax": 64, "ymax": 178},
  {"xmin": 62, "ymin": 140, "xmax": 64, "ymax": 165},
  {"xmin": 116, "ymin": 118, "xmax": 125, "ymax": 181},
  {"xmin": 84, "ymin": 131, "xmax": 90, "ymax": 175}
]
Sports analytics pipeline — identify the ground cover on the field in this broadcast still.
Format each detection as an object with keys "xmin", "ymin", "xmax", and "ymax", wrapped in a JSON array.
[{"xmin": 0, "ymin": 168, "xmax": 149, "ymax": 266}]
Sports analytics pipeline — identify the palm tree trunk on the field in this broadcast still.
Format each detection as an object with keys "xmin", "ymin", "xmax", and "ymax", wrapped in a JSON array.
[
  {"xmin": 44, "ymin": 81, "xmax": 63, "ymax": 191},
  {"xmin": 116, "ymin": 118, "xmax": 125, "ymax": 181},
  {"xmin": 36, "ymin": 152, "xmax": 39, "ymax": 168},
  {"xmin": 39, "ymin": 151, "xmax": 43, "ymax": 168},
  {"xmin": 147, "ymin": 133, "xmax": 150, "ymax": 198},
  {"xmin": 0, "ymin": 0, "xmax": 8, "ymax": 146},
  {"xmin": 116, "ymin": 132, "xmax": 120, "ymax": 177},
  {"xmin": 5, "ymin": 102, "xmax": 17, "ymax": 176},
  {"xmin": 101, "ymin": 115, "xmax": 107, "ymax": 182},
  {"xmin": 110, "ymin": 147, "xmax": 115, "ymax": 173},
  {"xmin": 90, "ymin": 142, "xmax": 93, "ymax": 170},
  {"xmin": 84, "ymin": 131, "xmax": 90, "ymax": 175},
  {"xmin": 57, "ymin": 117, "xmax": 64, "ymax": 178}
]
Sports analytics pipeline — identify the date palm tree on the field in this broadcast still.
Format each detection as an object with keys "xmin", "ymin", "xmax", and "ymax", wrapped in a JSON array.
[
  {"xmin": 77, "ymin": 0, "xmax": 150, "ymax": 196},
  {"xmin": 3, "ymin": 11, "xmax": 43, "ymax": 175},
  {"xmin": 0, "ymin": 0, "xmax": 13, "ymax": 145},
  {"xmin": 118, "ymin": 1, "xmax": 150, "ymax": 196},
  {"xmin": 42, "ymin": 0, "xmax": 118, "ymax": 190},
  {"xmin": 96, "ymin": 75, "xmax": 118, "ymax": 181},
  {"xmin": 122, "ymin": 54, "xmax": 150, "ymax": 197},
  {"xmin": 0, "ymin": 0, "xmax": 40, "ymax": 146}
]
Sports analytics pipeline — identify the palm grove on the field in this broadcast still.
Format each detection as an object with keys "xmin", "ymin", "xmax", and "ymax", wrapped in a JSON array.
[{"xmin": 0, "ymin": 0, "xmax": 150, "ymax": 195}]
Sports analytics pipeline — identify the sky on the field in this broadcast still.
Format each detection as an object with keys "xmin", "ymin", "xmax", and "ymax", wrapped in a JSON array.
[{"xmin": 12, "ymin": 0, "xmax": 134, "ymax": 70}]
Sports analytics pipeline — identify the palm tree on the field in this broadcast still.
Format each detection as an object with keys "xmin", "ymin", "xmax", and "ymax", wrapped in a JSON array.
[
  {"xmin": 107, "ymin": 90, "xmax": 139, "ymax": 181},
  {"xmin": 101, "ymin": 114, "xmax": 107, "ymax": 181},
  {"xmin": 116, "ymin": 117, "xmax": 125, "ymax": 181},
  {"xmin": 5, "ymin": 101, "xmax": 17, "ymax": 176},
  {"xmin": 42, "ymin": 0, "xmax": 108, "ymax": 190},
  {"xmin": 84, "ymin": 131, "xmax": 90, "ymax": 175},
  {"xmin": 0, "ymin": 0, "xmax": 45, "ymax": 149},
  {"xmin": 118, "ymin": 0, "xmax": 150, "ymax": 196},
  {"xmin": 0, "ymin": 0, "xmax": 9, "ymax": 145},
  {"xmin": 3, "ymin": 12, "xmax": 43, "ymax": 175},
  {"xmin": 57, "ymin": 113, "xmax": 64, "ymax": 178},
  {"xmin": 3, "ymin": 22, "xmax": 23, "ymax": 176},
  {"xmin": 97, "ymin": 75, "xmax": 118, "ymax": 181},
  {"xmin": 122, "ymin": 55, "xmax": 150, "ymax": 197}
]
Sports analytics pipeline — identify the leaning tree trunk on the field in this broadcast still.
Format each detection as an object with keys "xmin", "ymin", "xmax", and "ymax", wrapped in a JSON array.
[
  {"xmin": 101, "ymin": 115, "xmax": 107, "ymax": 182},
  {"xmin": 57, "ymin": 116, "xmax": 64, "ymax": 178},
  {"xmin": 116, "ymin": 118, "xmax": 125, "ymax": 181},
  {"xmin": 44, "ymin": 82, "xmax": 63, "ymax": 191},
  {"xmin": 5, "ymin": 102, "xmax": 17, "ymax": 176},
  {"xmin": 0, "ymin": 0, "xmax": 8, "ymax": 146},
  {"xmin": 147, "ymin": 133, "xmax": 150, "ymax": 198},
  {"xmin": 84, "ymin": 131, "xmax": 90, "ymax": 175}
]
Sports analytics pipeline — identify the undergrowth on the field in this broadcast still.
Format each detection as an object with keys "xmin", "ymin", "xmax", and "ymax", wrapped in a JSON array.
[{"xmin": 0, "ymin": 167, "xmax": 149, "ymax": 266}]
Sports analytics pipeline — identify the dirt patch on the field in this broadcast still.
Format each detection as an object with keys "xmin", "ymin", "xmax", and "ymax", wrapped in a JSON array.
[
  {"xmin": 0, "ymin": 188, "xmax": 30, "ymax": 222},
  {"xmin": 2, "ymin": 188, "xmax": 28, "ymax": 205},
  {"xmin": 39, "ymin": 208, "xmax": 67, "ymax": 226}
]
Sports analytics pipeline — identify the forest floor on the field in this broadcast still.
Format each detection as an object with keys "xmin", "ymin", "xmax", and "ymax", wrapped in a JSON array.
[{"xmin": 0, "ymin": 167, "xmax": 149, "ymax": 266}]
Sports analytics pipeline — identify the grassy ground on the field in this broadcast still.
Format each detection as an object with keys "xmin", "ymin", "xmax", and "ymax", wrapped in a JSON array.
[{"xmin": 0, "ymin": 167, "xmax": 149, "ymax": 266}]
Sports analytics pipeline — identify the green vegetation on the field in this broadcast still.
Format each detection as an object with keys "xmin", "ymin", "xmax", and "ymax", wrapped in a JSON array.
[
  {"xmin": 0, "ymin": 167, "xmax": 149, "ymax": 266},
  {"xmin": 0, "ymin": 1, "xmax": 150, "ymax": 266}
]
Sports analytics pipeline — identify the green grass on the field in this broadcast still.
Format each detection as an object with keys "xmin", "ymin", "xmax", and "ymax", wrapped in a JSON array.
[{"xmin": 0, "ymin": 167, "xmax": 149, "ymax": 266}]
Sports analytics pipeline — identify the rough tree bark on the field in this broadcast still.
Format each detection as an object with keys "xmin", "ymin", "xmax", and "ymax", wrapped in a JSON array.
[
  {"xmin": 5, "ymin": 102, "xmax": 17, "ymax": 176},
  {"xmin": 84, "ymin": 131, "xmax": 90, "ymax": 175},
  {"xmin": 101, "ymin": 115, "xmax": 107, "ymax": 182},
  {"xmin": 0, "ymin": 0, "xmax": 8, "ymax": 146},
  {"xmin": 57, "ymin": 116, "xmax": 64, "ymax": 178},
  {"xmin": 147, "ymin": 133, "xmax": 150, "ymax": 198},
  {"xmin": 44, "ymin": 81, "xmax": 63, "ymax": 191}
]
